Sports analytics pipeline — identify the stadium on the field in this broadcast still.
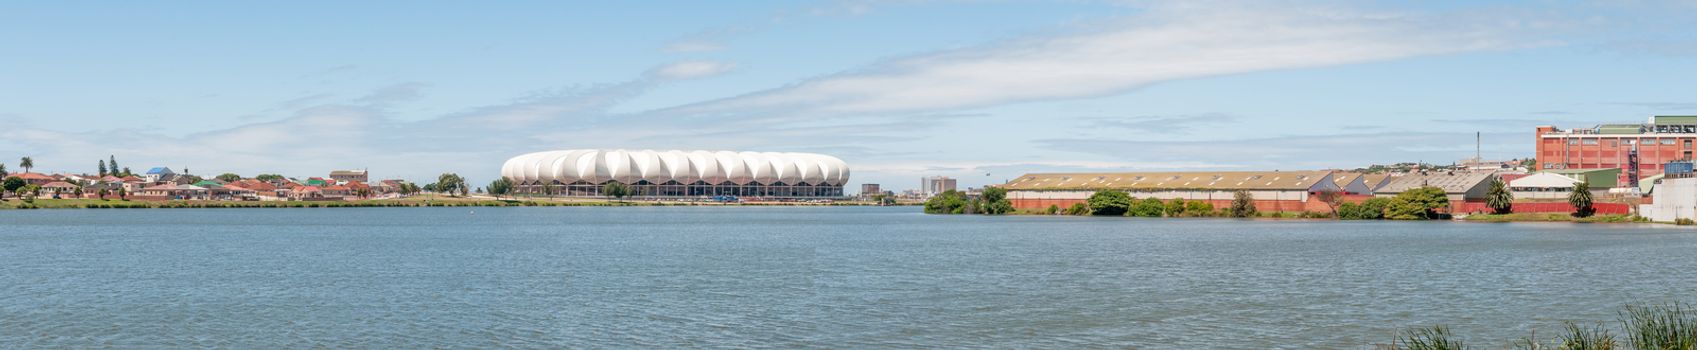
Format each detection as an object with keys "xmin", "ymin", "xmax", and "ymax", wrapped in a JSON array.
[{"xmin": 499, "ymin": 149, "xmax": 849, "ymax": 198}]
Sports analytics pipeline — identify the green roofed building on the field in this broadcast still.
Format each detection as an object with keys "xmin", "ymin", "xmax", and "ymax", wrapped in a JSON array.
[{"xmin": 1542, "ymin": 168, "xmax": 1620, "ymax": 189}]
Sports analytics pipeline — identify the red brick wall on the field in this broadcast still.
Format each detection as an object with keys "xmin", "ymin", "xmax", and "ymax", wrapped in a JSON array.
[
  {"xmin": 1451, "ymin": 202, "xmax": 1632, "ymax": 215},
  {"xmin": 1010, "ymin": 198, "xmax": 1329, "ymax": 213}
]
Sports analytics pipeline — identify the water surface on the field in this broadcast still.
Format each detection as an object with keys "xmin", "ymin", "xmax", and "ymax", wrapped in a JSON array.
[{"xmin": 2, "ymin": 207, "xmax": 1694, "ymax": 348}]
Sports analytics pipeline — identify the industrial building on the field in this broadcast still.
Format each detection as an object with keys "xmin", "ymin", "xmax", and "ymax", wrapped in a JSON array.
[
  {"xmin": 1000, "ymin": 171, "xmax": 1342, "ymax": 212},
  {"xmin": 1373, "ymin": 171, "xmax": 1497, "ymax": 203},
  {"xmin": 499, "ymin": 149, "xmax": 849, "ymax": 198},
  {"xmin": 1536, "ymin": 115, "xmax": 1697, "ymax": 186}
]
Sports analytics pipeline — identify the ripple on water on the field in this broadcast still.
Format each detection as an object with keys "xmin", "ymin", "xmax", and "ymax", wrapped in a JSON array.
[{"xmin": 1, "ymin": 208, "xmax": 1695, "ymax": 348}]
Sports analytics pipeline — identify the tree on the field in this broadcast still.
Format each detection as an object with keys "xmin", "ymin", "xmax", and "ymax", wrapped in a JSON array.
[
  {"xmin": 1314, "ymin": 189, "xmax": 1345, "ymax": 216},
  {"xmin": 981, "ymin": 187, "xmax": 1014, "ymax": 215},
  {"xmin": 436, "ymin": 173, "xmax": 465, "ymax": 197},
  {"xmin": 1386, "ymin": 186, "xmax": 1449, "ymax": 220},
  {"xmin": 541, "ymin": 182, "xmax": 557, "ymax": 199},
  {"xmin": 1128, "ymin": 197, "xmax": 1164, "ymax": 217},
  {"xmin": 1339, "ymin": 198, "xmax": 1389, "ymax": 220},
  {"xmin": 19, "ymin": 184, "xmax": 39, "ymax": 202},
  {"xmin": 923, "ymin": 190, "xmax": 968, "ymax": 214},
  {"xmin": 603, "ymin": 182, "xmax": 630, "ymax": 201},
  {"xmin": 255, "ymin": 174, "xmax": 285, "ymax": 182},
  {"xmin": 121, "ymin": 167, "xmax": 132, "ymax": 177},
  {"xmin": 19, "ymin": 157, "xmax": 33, "ymax": 173},
  {"xmin": 1164, "ymin": 198, "xmax": 1187, "ymax": 217},
  {"xmin": 108, "ymin": 155, "xmax": 119, "ymax": 177},
  {"xmin": 216, "ymin": 173, "xmax": 242, "ymax": 182},
  {"xmin": 99, "ymin": 160, "xmax": 108, "ymax": 177},
  {"xmin": 1230, "ymin": 190, "xmax": 1257, "ymax": 218},
  {"xmin": 0, "ymin": 163, "xmax": 7, "ymax": 179},
  {"xmin": 1086, "ymin": 190, "xmax": 1133, "ymax": 216},
  {"xmin": 1, "ymin": 176, "xmax": 24, "ymax": 200},
  {"xmin": 487, "ymin": 178, "xmax": 514, "ymax": 199},
  {"xmin": 1569, "ymin": 181, "xmax": 1595, "ymax": 218},
  {"xmin": 1486, "ymin": 177, "xmax": 1513, "ymax": 214},
  {"xmin": 98, "ymin": 188, "xmax": 109, "ymax": 200}
]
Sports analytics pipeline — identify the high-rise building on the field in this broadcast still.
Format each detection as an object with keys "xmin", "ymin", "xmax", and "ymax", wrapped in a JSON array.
[
  {"xmin": 921, "ymin": 176, "xmax": 956, "ymax": 196},
  {"xmin": 1536, "ymin": 115, "xmax": 1697, "ymax": 186},
  {"xmin": 860, "ymin": 183, "xmax": 881, "ymax": 196}
]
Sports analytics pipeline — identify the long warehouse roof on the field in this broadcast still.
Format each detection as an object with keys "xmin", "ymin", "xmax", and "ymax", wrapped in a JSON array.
[{"xmin": 1001, "ymin": 171, "xmax": 1335, "ymax": 191}]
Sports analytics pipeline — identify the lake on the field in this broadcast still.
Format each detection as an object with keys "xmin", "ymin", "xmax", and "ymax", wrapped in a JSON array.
[{"xmin": 1, "ymin": 206, "xmax": 1694, "ymax": 348}]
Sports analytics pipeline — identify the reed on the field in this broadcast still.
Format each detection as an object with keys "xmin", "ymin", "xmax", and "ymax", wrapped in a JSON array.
[
  {"xmin": 1620, "ymin": 302, "xmax": 1697, "ymax": 350},
  {"xmin": 1397, "ymin": 325, "xmax": 1468, "ymax": 350}
]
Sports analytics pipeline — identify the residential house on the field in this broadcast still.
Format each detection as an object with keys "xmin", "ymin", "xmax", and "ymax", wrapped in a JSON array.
[
  {"xmin": 144, "ymin": 167, "xmax": 175, "ymax": 183},
  {"xmin": 13, "ymin": 172, "xmax": 55, "ymax": 186},
  {"xmin": 329, "ymin": 170, "xmax": 369, "ymax": 184}
]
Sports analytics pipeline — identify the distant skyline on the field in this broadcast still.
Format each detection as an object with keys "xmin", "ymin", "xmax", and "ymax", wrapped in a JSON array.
[{"xmin": 3, "ymin": 0, "xmax": 1696, "ymax": 191}]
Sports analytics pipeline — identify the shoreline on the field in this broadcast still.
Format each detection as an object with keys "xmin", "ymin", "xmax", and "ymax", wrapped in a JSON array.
[{"xmin": 0, "ymin": 197, "xmax": 911, "ymax": 210}]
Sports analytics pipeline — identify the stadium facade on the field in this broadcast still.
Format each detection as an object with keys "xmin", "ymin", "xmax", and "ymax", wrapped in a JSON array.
[{"xmin": 500, "ymin": 149, "xmax": 849, "ymax": 198}]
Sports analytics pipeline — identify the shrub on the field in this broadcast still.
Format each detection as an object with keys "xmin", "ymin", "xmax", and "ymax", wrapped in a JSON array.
[
  {"xmin": 1129, "ymin": 197, "xmax": 1164, "ymax": 217},
  {"xmin": 1164, "ymin": 198, "xmax": 1186, "ymax": 217},
  {"xmin": 923, "ymin": 190, "xmax": 969, "ymax": 214},
  {"xmin": 1046, "ymin": 204, "xmax": 1059, "ymax": 215},
  {"xmin": 1086, "ymin": 190, "xmax": 1133, "ymax": 216},
  {"xmin": 1184, "ymin": 201, "xmax": 1215, "ymax": 217},
  {"xmin": 1676, "ymin": 218, "xmax": 1695, "ymax": 226},
  {"xmin": 1065, "ymin": 202, "xmax": 1090, "ymax": 216}
]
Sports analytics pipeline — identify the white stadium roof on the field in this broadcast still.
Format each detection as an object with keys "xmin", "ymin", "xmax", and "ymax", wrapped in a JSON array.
[{"xmin": 500, "ymin": 149, "xmax": 850, "ymax": 186}]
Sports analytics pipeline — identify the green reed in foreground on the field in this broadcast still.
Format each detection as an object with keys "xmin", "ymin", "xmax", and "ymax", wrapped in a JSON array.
[
  {"xmin": 1396, "ymin": 303, "xmax": 1695, "ymax": 350},
  {"xmin": 1621, "ymin": 302, "xmax": 1697, "ymax": 350},
  {"xmin": 1397, "ymin": 325, "xmax": 1468, "ymax": 350}
]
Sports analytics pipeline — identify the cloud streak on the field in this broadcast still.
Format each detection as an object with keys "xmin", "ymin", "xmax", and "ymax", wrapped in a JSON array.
[{"xmin": 667, "ymin": 2, "xmax": 1534, "ymax": 118}]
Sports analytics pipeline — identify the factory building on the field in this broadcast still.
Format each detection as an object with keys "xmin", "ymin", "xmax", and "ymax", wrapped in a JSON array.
[{"xmin": 999, "ymin": 171, "xmax": 1343, "ymax": 213}]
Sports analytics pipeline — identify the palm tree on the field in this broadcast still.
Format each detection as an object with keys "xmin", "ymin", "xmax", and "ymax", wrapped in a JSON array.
[
  {"xmin": 1569, "ymin": 182, "xmax": 1595, "ymax": 218},
  {"xmin": 19, "ymin": 157, "xmax": 33, "ymax": 173},
  {"xmin": 1486, "ymin": 177, "xmax": 1513, "ymax": 214}
]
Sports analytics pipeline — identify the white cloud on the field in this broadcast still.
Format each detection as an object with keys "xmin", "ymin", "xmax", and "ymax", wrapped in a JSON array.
[
  {"xmin": 671, "ymin": 2, "xmax": 1535, "ymax": 117},
  {"xmin": 649, "ymin": 60, "xmax": 737, "ymax": 80},
  {"xmin": 662, "ymin": 41, "xmax": 726, "ymax": 53}
]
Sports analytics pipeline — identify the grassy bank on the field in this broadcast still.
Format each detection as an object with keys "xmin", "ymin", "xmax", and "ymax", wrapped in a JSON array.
[
  {"xmin": 0, "ymin": 197, "xmax": 899, "ymax": 210},
  {"xmin": 1461, "ymin": 213, "xmax": 1644, "ymax": 223}
]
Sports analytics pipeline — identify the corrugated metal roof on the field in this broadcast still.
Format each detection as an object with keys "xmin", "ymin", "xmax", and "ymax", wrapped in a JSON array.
[
  {"xmin": 1376, "ymin": 171, "xmax": 1496, "ymax": 194},
  {"xmin": 1331, "ymin": 173, "xmax": 1363, "ymax": 187},
  {"xmin": 1002, "ymin": 171, "xmax": 1333, "ymax": 191}
]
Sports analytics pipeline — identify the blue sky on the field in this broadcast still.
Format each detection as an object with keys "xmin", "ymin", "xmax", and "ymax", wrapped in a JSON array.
[{"xmin": 3, "ymin": 0, "xmax": 1696, "ymax": 191}]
